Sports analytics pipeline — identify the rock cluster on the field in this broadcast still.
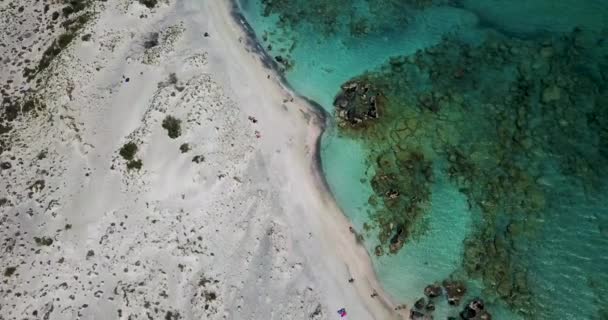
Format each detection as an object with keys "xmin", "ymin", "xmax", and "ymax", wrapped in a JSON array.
[
  {"xmin": 443, "ymin": 280, "xmax": 466, "ymax": 306},
  {"xmin": 369, "ymin": 149, "xmax": 433, "ymax": 254},
  {"xmin": 460, "ymin": 298, "xmax": 492, "ymax": 320},
  {"xmin": 411, "ymin": 280, "xmax": 490, "ymax": 320},
  {"xmin": 334, "ymin": 79, "xmax": 383, "ymax": 127},
  {"xmin": 334, "ymin": 25, "xmax": 608, "ymax": 317}
]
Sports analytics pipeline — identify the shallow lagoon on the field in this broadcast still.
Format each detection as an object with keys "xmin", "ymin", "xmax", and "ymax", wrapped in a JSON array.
[{"xmin": 237, "ymin": 1, "xmax": 608, "ymax": 319}]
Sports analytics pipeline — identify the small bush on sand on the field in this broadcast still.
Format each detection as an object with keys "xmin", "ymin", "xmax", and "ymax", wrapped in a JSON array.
[
  {"xmin": 162, "ymin": 115, "xmax": 181, "ymax": 139},
  {"xmin": 4, "ymin": 266, "xmax": 17, "ymax": 277},
  {"xmin": 126, "ymin": 159, "xmax": 143, "ymax": 170},
  {"xmin": 192, "ymin": 155, "xmax": 204, "ymax": 163},
  {"xmin": 119, "ymin": 142, "xmax": 138, "ymax": 160},
  {"xmin": 138, "ymin": 0, "xmax": 157, "ymax": 9},
  {"xmin": 180, "ymin": 143, "xmax": 190, "ymax": 153}
]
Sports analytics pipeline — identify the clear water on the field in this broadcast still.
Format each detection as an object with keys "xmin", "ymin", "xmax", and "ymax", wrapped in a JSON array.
[{"xmin": 235, "ymin": 1, "xmax": 608, "ymax": 319}]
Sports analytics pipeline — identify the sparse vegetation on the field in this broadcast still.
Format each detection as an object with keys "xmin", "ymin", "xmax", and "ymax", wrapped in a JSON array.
[
  {"xmin": 126, "ymin": 159, "xmax": 143, "ymax": 170},
  {"xmin": 2, "ymin": 99, "xmax": 20, "ymax": 121},
  {"xmin": 0, "ymin": 124, "xmax": 12, "ymax": 135},
  {"xmin": 180, "ymin": 143, "xmax": 190, "ymax": 153},
  {"xmin": 144, "ymin": 32, "xmax": 159, "ymax": 49},
  {"xmin": 119, "ymin": 142, "xmax": 138, "ymax": 160},
  {"xmin": 203, "ymin": 291, "xmax": 217, "ymax": 301},
  {"xmin": 1, "ymin": 97, "xmax": 46, "ymax": 125},
  {"xmin": 192, "ymin": 155, "xmax": 204, "ymax": 163},
  {"xmin": 37, "ymin": 150, "xmax": 48, "ymax": 160},
  {"xmin": 168, "ymin": 73, "xmax": 178, "ymax": 85},
  {"xmin": 162, "ymin": 115, "xmax": 182, "ymax": 139},
  {"xmin": 62, "ymin": 0, "xmax": 88, "ymax": 17},
  {"xmin": 4, "ymin": 266, "xmax": 17, "ymax": 277},
  {"xmin": 26, "ymin": 4, "xmax": 93, "ymax": 79},
  {"xmin": 34, "ymin": 236, "xmax": 54, "ymax": 246},
  {"xmin": 120, "ymin": 142, "xmax": 143, "ymax": 170},
  {"xmin": 139, "ymin": 0, "xmax": 158, "ymax": 9}
]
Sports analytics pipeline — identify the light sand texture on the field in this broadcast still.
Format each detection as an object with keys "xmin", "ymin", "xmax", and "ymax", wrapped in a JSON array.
[{"xmin": 0, "ymin": 0, "xmax": 406, "ymax": 319}]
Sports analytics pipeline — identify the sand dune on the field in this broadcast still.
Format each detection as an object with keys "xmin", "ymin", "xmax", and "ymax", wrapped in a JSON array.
[{"xmin": 0, "ymin": 0, "xmax": 404, "ymax": 319}]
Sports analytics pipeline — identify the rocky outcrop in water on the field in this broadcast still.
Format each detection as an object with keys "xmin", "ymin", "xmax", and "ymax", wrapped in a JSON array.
[
  {"xmin": 443, "ymin": 280, "xmax": 467, "ymax": 306},
  {"xmin": 414, "ymin": 297, "xmax": 426, "ymax": 310},
  {"xmin": 334, "ymin": 26, "xmax": 608, "ymax": 317},
  {"xmin": 334, "ymin": 80, "xmax": 383, "ymax": 127},
  {"xmin": 460, "ymin": 298, "xmax": 492, "ymax": 320},
  {"xmin": 369, "ymin": 149, "xmax": 433, "ymax": 254},
  {"xmin": 424, "ymin": 283, "xmax": 442, "ymax": 298},
  {"xmin": 409, "ymin": 309, "xmax": 426, "ymax": 320}
]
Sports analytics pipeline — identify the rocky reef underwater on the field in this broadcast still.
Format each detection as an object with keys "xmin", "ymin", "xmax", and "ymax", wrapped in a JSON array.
[
  {"xmin": 334, "ymin": 27, "xmax": 608, "ymax": 319},
  {"xmin": 237, "ymin": 0, "xmax": 608, "ymax": 319}
]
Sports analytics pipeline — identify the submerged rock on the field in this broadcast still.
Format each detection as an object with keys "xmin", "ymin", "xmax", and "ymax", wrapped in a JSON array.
[
  {"xmin": 334, "ymin": 79, "xmax": 383, "ymax": 127},
  {"xmin": 369, "ymin": 149, "xmax": 433, "ymax": 253},
  {"xmin": 389, "ymin": 227, "xmax": 406, "ymax": 253},
  {"xmin": 424, "ymin": 283, "xmax": 442, "ymax": 298},
  {"xmin": 409, "ymin": 309, "xmax": 425, "ymax": 320},
  {"xmin": 468, "ymin": 298, "xmax": 484, "ymax": 311},
  {"xmin": 374, "ymin": 245, "xmax": 384, "ymax": 256},
  {"xmin": 414, "ymin": 297, "xmax": 426, "ymax": 310},
  {"xmin": 459, "ymin": 298, "xmax": 490, "ymax": 320},
  {"xmin": 460, "ymin": 307, "xmax": 477, "ymax": 319},
  {"xmin": 443, "ymin": 280, "xmax": 467, "ymax": 306}
]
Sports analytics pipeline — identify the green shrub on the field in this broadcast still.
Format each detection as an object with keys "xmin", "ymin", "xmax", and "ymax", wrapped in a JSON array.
[
  {"xmin": 127, "ymin": 159, "xmax": 143, "ymax": 170},
  {"xmin": 180, "ymin": 143, "xmax": 190, "ymax": 153},
  {"xmin": 162, "ymin": 115, "xmax": 182, "ymax": 139},
  {"xmin": 30, "ymin": 12, "xmax": 91, "ymax": 78},
  {"xmin": 138, "ymin": 0, "xmax": 158, "ymax": 9},
  {"xmin": 34, "ymin": 236, "xmax": 54, "ymax": 246},
  {"xmin": 192, "ymin": 155, "xmax": 204, "ymax": 163},
  {"xmin": 119, "ymin": 142, "xmax": 138, "ymax": 160},
  {"xmin": 4, "ymin": 267, "xmax": 17, "ymax": 277}
]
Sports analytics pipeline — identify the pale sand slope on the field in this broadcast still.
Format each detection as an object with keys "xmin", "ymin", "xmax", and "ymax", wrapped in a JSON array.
[{"xmin": 0, "ymin": 0, "xmax": 406, "ymax": 319}]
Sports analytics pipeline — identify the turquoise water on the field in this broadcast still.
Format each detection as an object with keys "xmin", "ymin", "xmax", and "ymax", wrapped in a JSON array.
[{"xmin": 236, "ymin": 1, "xmax": 608, "ymax": 319}]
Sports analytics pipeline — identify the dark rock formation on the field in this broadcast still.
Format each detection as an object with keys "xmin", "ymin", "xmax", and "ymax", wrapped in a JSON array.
[
  {"xmin": 389, "ymin": 226, "xmax": 406, "ymax": 253},
  {"xmin": 414, "ymin": 297, "xmax": 426, "ymax": 310},
  {"xmin": 460, "ymin": 298, "xmax": 491, "ymax": 320},
  {"xmin": 443, "ymin": 280, "xmax": 466, "ymax": 306},
  {"xmin": 424, "ymin": 283, "xmax": 442, "ymax": 298},
  {"xmin": 374, "ymin": 245, "xmax": 384, "ymax": 256},
  {"xmin": 409, "ymin": 309, "xmax": 425, "ymax": 320},
  {"xmin": 460, "ymin": 306, "xmax": 477, "ymax": 319},
  {"xmin": 468, "ymin": 298, "xmax": 484, "ymax": 312},
  {"xmin": 334, "ymin": 80, "xmax": 383, "ymax": 127}
]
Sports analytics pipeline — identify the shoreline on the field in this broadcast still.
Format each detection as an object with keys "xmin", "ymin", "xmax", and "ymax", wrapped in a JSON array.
[
  {"xmin": 214, "ymin": 0, "xmax": 407, "ymax": 318},
  {"xmin": 226, "ymin": 0, "xmax": 331, "ymax": 120}
]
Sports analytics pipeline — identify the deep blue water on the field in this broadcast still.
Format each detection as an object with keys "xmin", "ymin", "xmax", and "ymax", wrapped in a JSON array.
[{"xmin": 235, "ymin": 1, "xmax": 608, "ymax": 319}]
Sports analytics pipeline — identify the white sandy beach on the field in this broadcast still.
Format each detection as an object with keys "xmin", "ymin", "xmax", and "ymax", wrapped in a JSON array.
[{"xmin": 0, "ymin": 0, "xmax": 407, "ymax": 319}]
